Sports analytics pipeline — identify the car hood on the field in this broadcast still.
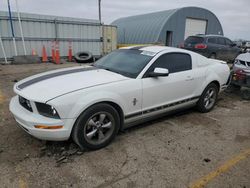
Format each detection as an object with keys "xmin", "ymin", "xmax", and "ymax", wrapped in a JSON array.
[
  {"xmin": 236, "ymin": 52, "xmax": 250, "ymax": 62},
  {"xmin": 14, "ymin": 66, "xmax": 129, "ymax": 102}
]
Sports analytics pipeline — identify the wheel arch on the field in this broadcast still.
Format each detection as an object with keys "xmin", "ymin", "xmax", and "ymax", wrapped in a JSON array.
[
  {"xmin": 209, "ymin": 80, "xmax": 220, "ymax": 91},
  {"xmin": 71, "ymin": 100, "xmax": 125, "ymax": 136},
  {"xmin": 103, "ymin": 101, "xmax": 125, "ymax": 130}
]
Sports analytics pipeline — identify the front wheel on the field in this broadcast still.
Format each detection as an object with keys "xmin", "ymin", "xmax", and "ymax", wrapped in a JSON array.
[
  {"xmin": 72, "ymin": 103, "xmax": 120, "ymax": 150},
  {"xmin": 197, "ymin": 83, "xmax": 219, "ymax": 113}
]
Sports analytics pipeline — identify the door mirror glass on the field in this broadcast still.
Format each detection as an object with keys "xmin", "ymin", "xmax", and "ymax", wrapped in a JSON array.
[{"xmin": 148, "ymin": 68, "xmax": 169, "ymax": 77}]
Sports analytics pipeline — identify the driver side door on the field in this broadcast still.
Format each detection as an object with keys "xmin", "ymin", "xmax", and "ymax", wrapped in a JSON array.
[{"xmin": 141, "ymin": 52, "xmax": 197, "ymax": 113}]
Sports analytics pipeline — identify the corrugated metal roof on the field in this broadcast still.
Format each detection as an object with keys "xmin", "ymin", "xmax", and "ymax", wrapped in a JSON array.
[
  {"xmin": 0, "ymin": 11, "xmax": 100, "ymax": 23},
  {"xmin": 112, "ymin": 9, "xmax": 178, "ymax": 44}
]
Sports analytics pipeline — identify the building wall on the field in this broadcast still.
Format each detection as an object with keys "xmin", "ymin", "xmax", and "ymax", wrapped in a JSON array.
[
  {"xmin": 112, "ymin": 7, "xmax": 223, "ymax": 47},
  {"xmin": 158, "ymin": 7, "xmax": 223, "ymax": 47},
  {"xmin": 0, "ymin": 11, "xmax": 117, "ymax": 60}
]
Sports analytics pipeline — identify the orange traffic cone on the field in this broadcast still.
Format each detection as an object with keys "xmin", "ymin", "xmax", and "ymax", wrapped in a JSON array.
[
  {"xmin": 68, "ymin": 41, "xmax": 73, "ymax": 62},
  {"xmin": 42, "ymin": 45, "xmax": 48, "ymax": 62},
  {"xmin": 31, "ymin": 49, "xmax": 37, "ymax": 55},
  {"xmin": 55, "ymin": 41, "xmax": 60, "ymax": 64},
  {"xmin": 51, "ymin": 41, "xmax": 56, "ymax": 63}
]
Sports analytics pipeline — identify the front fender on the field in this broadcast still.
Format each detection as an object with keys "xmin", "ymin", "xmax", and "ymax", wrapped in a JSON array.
[
  {"xmin": 70, "ymin": 91, "xmax": 126, "ymax": 119},
  {"xmin": 48, "ymin": 89, "xmax": 126, "ymax": 120}
]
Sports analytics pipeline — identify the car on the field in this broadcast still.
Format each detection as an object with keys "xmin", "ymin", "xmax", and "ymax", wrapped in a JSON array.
[
  {"xmin": 245, "ymin": 41, "xmax": 250, "ymax": 48},
  {"xmin": 182, "ymin": 34, "xmax": 241, "ymax": 62},
  {"xmin": 231, "ymin": 52, "xmax": 250, "ymax": 91},
  {"xmin": 9, "ymin": 46, "xmax": 230, "ymax": 150},
  {"xmin": 233, "ymin": 51, "xmax": 250, "ymax": 73}
]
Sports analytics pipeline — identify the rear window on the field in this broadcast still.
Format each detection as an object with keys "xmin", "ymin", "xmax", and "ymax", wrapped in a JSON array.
[{"xmin": 185, "ymin": 36, "xmax": 204, "ymax": 44}]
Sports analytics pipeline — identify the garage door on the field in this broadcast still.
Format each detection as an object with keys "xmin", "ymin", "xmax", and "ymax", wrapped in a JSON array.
[{"xmin": 184, "ymin": 18, "xmax": 207, "ymax": 39}]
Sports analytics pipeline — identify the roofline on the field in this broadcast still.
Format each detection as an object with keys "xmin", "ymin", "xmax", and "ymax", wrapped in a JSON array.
[
  {"xmin": 111, "ymin": 8, "xmax": 179, "ymax": 24},
  {"xmin": 157, "ymin": 8, "xmax": 179, "ymax": 41},
  {"xmin": 112, "ymin": 6, "xmax": 224, "ymax": 40}
]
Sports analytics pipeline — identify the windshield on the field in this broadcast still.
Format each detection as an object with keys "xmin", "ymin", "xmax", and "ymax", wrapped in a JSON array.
[{"xmin": 94, "ymin": 49, "xmax": 154, "ymax": 78}]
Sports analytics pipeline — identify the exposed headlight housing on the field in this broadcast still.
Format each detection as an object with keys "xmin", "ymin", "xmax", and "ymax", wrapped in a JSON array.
[
  {"xmin": 19, "ymin": 96, "xmax": 33, "ymax": 112},
  {"xmin": 36, "ymin": 102, "xmax": 60, "ymax": 119},
  {"xmin": 234, "ymin": 59, "xmax": 240, "ymax": 65}
]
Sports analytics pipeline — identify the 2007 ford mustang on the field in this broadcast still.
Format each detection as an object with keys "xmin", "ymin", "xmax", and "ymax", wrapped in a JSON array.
[{"xmin": 10, "ymin": 46, "xmax": 230, "ymax": 149}]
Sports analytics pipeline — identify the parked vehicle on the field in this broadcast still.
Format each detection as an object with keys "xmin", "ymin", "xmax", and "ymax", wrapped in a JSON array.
[
  {"xmin": 234, "ymin": 41, "xmax": 243, "ymax": 48},
  {"xmin": 9, "ymin": 46, "xmax": 230, "ymax": 149},
  {"xmin": 182, "ymin": 34, "xmax": 241, "ymax": 62},
  {"xmin": 231, "ymin": 52, "xmax": 250, "ymax": 98},
  {"xmin": 245, "ymin": 41, "xmax": 250, "ymax": 48},
  {"xmin": 233, "ymin": 52, "xmax": 250, "ymax": 73}
]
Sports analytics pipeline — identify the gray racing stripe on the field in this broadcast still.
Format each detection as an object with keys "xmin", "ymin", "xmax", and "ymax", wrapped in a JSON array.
[{"xmin": 17, "ymin": 66, "xmax": 98, "ymax": 90}]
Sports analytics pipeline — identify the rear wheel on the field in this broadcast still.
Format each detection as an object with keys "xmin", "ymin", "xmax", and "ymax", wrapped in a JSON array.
[
  {"xmin": 209, "ymin": 53, "xmax": 216, "ymax": 59},
  {"xmin": 197, "ymin": 83, "xmax": 219, "ymax": 113},
  {"xmin": 72, "ymin": 103, "xmax": 120, "ymax": 150}
]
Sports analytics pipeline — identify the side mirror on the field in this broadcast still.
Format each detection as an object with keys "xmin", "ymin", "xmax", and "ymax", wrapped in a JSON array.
[
  {"xmin": 148, "ymin": 68, "xmax": 169, "ymax": 77},
  {"xmin": 230, "ymin": 43, "xmax": 237, "ymax": 47}
]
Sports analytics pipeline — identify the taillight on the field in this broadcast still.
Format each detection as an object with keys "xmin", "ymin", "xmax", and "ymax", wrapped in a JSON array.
[
  {"xmin": 234, "ymin": 69, "xmax": 246, "ymax": 80},
  {"xmin": 179, "ymin": 43, "xmax": 184, "ymax": 48},
  {"xmin": 195, "ymin": 43, "xmax": 207, "ymax": 49}
]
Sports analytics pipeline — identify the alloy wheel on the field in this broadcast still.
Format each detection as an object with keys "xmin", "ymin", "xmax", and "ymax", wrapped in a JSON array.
[
  {"xmin": 83, "ymin": 112, "xmax": 115, "ymax": 145},
  {"xmin": 204, "ymin": 88, "xmax": 217, "ymax": 109}
]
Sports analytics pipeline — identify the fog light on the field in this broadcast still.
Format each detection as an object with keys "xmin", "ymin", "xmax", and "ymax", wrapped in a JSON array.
[{"xmin": 34, "ymin": 125, "xmax": 63, "ymax": 129}]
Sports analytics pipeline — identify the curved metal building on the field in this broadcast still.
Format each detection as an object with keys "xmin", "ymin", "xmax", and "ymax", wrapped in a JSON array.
[{"xmin": 112, "ymin": 7, "xmax": 223, "ymax": 47}]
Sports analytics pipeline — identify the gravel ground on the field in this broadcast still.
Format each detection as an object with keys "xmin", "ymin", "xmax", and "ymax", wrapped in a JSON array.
[{"xmin": 0, "ymin": 63, "xmax": 249, "ymax": 188}]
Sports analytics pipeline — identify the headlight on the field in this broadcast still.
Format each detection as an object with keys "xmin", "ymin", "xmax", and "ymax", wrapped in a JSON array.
[
  {"xmin": 19, "ymin": 96, "xmax": 33, "ymax": 112},
  {"xmin": 35, "ymin": 102, "xmax": 60, "ymax": 119},
  {"xmin": 234, "ymin": 59, "xmax": 240, "ymax": 65}
]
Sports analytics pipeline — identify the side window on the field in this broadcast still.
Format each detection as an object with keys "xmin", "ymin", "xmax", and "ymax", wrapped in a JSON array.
[
  {"xmin": 217, "ymin": 37, "xmax": 226, "ymax": 45},
  {"xmin": 146, "ymin": 53, "xmax": 192, "ymax": 75},
  {"xmin": 225, "ymin": 39, "xmax": 232, "ymax": 46},
  {"xmin": 208, "ymin": 37, "xmax": 217, "ymax": 44}
]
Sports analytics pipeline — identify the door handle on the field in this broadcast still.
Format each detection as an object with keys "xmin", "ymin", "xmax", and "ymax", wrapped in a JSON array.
[{"xmin": 186, "ymin": 76, "xmax": 194, "ymax": 81}]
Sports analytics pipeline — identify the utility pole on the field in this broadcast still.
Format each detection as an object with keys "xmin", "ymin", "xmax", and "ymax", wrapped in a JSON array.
[
  {"xmin": 7, "ymin": 0, "xmax": 18, "ymax": 56},
  {"xmin": 98, "ymin": 0, "xmax": 104, "ymax": 56},
  {"xmin": 15, "ymin": 0, "xmax": 27, "ymax": 55},
  {"xmin": 98, "ymin": 0, "xmax": 102, "ymax": 24}
]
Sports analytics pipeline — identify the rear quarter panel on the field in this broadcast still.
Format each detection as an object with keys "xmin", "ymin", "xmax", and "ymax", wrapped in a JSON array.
[
  {"xmin": 204, "ymin": 60, "xmax": 230, "ymax": 92},
  {"xmin": 193, "ymin": 54, "xmax": 230, "ymax": 94}
]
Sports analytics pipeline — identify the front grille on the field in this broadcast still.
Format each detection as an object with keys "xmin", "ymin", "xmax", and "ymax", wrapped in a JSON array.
[{"xmin": 19, "ymin": 96, "xmax": 33, "ymax": 112}]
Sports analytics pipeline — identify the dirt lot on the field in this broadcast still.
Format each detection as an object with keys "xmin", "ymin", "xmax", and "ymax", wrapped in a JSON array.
[{"xmin": 0, "ymin": 63, "xmax": 249, "ymax": 188}]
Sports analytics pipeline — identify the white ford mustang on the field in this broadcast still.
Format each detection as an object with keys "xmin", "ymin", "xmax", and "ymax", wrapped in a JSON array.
[{"xmin": 10, "ymin": 46, "xmax": 230, "ymax": 149}]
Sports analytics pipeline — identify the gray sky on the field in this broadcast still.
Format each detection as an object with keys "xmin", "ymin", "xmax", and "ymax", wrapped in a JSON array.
[{"xmin": 1, "ymin": 0, "xmax": 249, "ymax": 40}]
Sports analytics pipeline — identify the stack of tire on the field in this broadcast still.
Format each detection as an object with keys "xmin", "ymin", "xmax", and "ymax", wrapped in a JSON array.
[{"xmin": 74, "ymin": 51, "xmax": 94, "ymax": 63}]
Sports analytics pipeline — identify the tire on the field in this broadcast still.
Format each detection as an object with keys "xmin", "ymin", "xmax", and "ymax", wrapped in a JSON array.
[
  {"xmin": 209, "ymin": 53, "xmax": 216, "ymax": 59},
  {"xmin": 197, "ymin": 83, "xmax": 219, "ymax": 113},
  {"xmin": 72, "ymin": 103, "xmax": 120, "ymax": 150},
  {"xmin": 74, "ymin": 51, "xmax": 93, "ymax": 63},
  {"xmin": 241, "ymin": 88, "xmax": 250, "ymax": 100}
]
